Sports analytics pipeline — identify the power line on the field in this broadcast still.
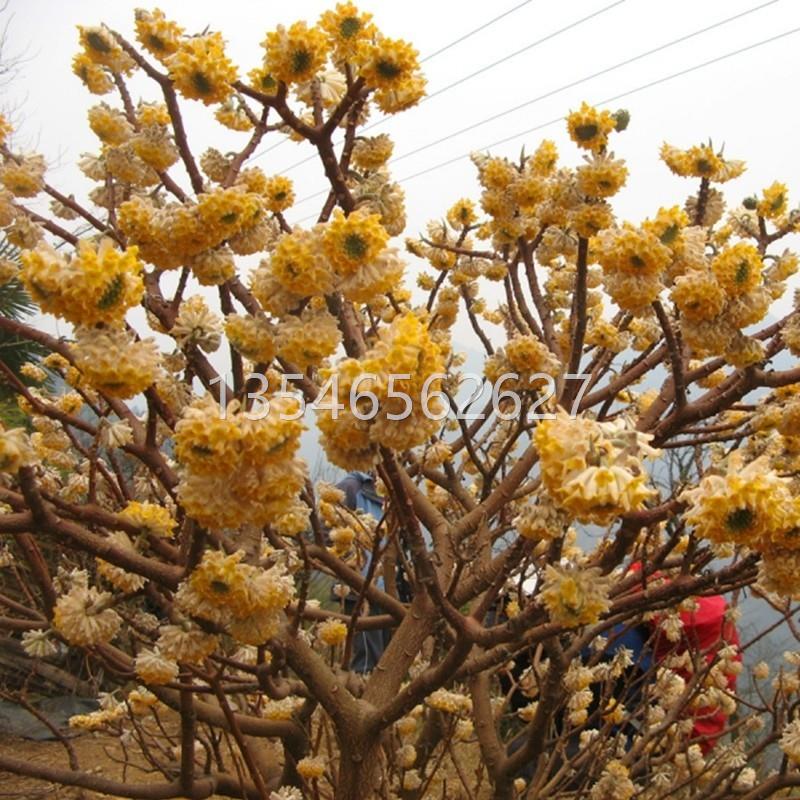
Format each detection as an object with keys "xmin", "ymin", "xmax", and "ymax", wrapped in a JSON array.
[
  {"xmin": 290, "ymin": 24, "xmax": 800, "ymax": 224},
  {"xmin": 421, "ymin": 0, "xmax": 536, "ymax": 62},
  {"xmin": 398, "ymin": 25, "xmax": 800, "ymax": 185},
  {"xmin": 390, "ymin": 0, "xmax": 779, "ymax": 166},
  {"xmin": 287, "ymin": 0, "xmax": 780, "ymax": 207},
  {"xmin": 248, "ymin": 0, "xmax": 538, "ymax": 164},
  {"xmin": 272, "ymin": 0, "xmax": 627, "ymax": 176}
]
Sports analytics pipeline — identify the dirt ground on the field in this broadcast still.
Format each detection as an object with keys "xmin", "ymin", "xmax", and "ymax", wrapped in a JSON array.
[{"xmin": 0, "ymin": 730, "xmax": 141, "ymax": 800}]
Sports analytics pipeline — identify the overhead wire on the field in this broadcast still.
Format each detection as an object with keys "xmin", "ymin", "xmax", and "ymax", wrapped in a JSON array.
[
  {"xmin": 248, "ymin": 0, "xmax": 539, "ymax": 163},
  {"xmin": 288, "ymin": 0, "xmax": 781, "ymax": 209},
  {"xmin": 290, "ymin": 24, "xmax": 800, "ymax": 224}
]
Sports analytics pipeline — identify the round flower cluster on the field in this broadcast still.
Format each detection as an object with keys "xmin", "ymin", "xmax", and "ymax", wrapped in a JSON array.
[
  {"xmin": 118, "ymin": 187, "xmax": 263, "ymax": 270},
  {"xmin": 174, "ymin": 548, "xmax": 295, "ymax": 645},
  {"xmin": 539, "ymin": 564, "xmax": 611, "ymax": 627},
  {"xmin": 534, "ymin": 412, "xmax": 659, "ymax": 525},
  {"xmin": 318, "ymin": 312, "xmax": 445, "ymax": 468},
  {"xmin": 53, "ymin": 580, "xmax": 122, "ymax": 647},
  {"xmin": 20, "ymin": 238, "xmax": 144, "ymax": 327},
  {"xmin": 167, "ymin": 32, "xmax": 237, "ymax": 105},
  {"xmin": 660, "ymin": 142, "xmax": 745, "ymax": 182},
  {"xmin": 71, "ymin": 327, "xmax": 161, "ymax": 399},
  {"xmin": 174, "ymin": 393, "xmax": 307, "ymax": 530},
  {"xmin": 682, "ymin": 453, "xmax": 800, "ymax": 550}
]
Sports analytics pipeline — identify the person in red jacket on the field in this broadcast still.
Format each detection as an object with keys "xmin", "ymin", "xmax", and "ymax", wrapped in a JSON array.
[
  {"xmin": 652, "ymin": 593, "xmax": 741, "ymax": 752},
  {"xmin": 629, "ymin": 563, "xmax": 741, "ymax": 753}
]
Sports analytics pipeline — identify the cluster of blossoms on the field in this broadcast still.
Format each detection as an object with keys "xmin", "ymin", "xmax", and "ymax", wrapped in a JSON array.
[
  {"xmin": 682, "ymin": 452, "xmax": 800, "ymax": 596},
  {"xmin": 534, "ymin": 411, "xmax": 659, "ymax": 525},
  {"xmin": 174, "ymin": 393, "xmax": 307, "ymax": 531},
  {"xmin": 317, "ymin": 311, "xmax": 446, "ymax": 467},
  {"xmin": 172, "ymin": 548, "xmax": 295, "ymax": 647}
]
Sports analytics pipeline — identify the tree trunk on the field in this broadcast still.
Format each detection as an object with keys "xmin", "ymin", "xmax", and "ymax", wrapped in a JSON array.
[{"xmin": 335, "ymin": 736, "xmax": 384, "ymax": 800}]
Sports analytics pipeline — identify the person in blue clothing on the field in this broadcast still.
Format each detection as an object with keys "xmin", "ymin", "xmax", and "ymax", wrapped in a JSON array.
[{"xmin": 335, "ymin": 470, "xmax": 395, "ymax": 673}]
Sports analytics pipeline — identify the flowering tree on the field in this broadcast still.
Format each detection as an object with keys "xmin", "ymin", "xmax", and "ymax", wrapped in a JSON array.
[{"xmin": 3, "ymin": 5, "xmax": 800, "ymax": 800}]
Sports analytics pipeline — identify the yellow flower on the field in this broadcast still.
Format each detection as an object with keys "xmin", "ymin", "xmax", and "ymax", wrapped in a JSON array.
[
  {"xmin": 297, "ymin": 756, "xmax": 326, "ymax": 781},
  {"xmin": 660, "ymin": 143, "xmax": 745, "ymax": 182},
  {"xmin": 534, "ymin": 412, "xmax": 658, "ymax": 524},
  {"xmin": 187, "ymin": 246, "xmax": 235, "ymax": 286},
  {"xmin": 87, "ymin": 103, "xmax": 133, "ymax": 145},
  {"xmin": 120, "ymin": 501, "xmax": 176, "ymax": 538},
  {"xmin": 131, "ymin": 125, "xmax": 179, "ymax": 171},
  {"xmin": 225, "ymin": 313, "xmax": 276, "ymax": 363},
  {"xmin": 352, "ymin": 134, "xmax": 394, "ymax": 172},
  {"xmin": 53, "ymin": 584, "xmax": 121, "ymax": 646},
  {"xmin": 682, "ymin": 454, "xmax": 800, "ymax": 547},
  {"xmin": 530, "ymin": 139, "xmax": 558, "ymax": 176},
  {"xmin": 215, "ymin": 100, "xmax": 253, "ymax": 132},
  {"xmin": 134, "ymin": 8, "xmax": 183, "ymax": 62},
  {"xmin": 539, "ymin": 564, "xmax": 611, "ymax": 627},
  {"xmin": 71, "ymin": 327, "xmax": 161, "ymax": 399},
  {"xmin": 167, "ymin": 32, "xmax": 237, "ymax": 105},
  {"xmin": 72, "ymin": 53, "xmax": 113, "ymax": 95},
  {"xmin": 322, "ymin": 208, "xmax": 388, "ymax": 275},
  {"xmin": 595, "ymin": 226, "xmax": 672, "ymax": 278},
  {"xmin": 567, "ymin": 102, "xmax": 617, "ymax": 153},
  {"xmin": 263, "ymin": 22, "xmax": 329, "ymax": 85},
  {"xmin": 77, "ymin": 26, "xmax": 135, "ymax": 74},
  {"xmin": 0, "ymin": 154, "xmax": 46, "ymax": 197},
  {"xmin": 21, "ymin": 238, "xmax": 144, "ymax": 327},
  {"xmin": 276, "ymin": 308, "xmax": 342, "ymax": 368},
  {"xmin": 96, "ymin": 531, "xmax": 147, "ymax": 593},
  {"xmin": 318, "ymin": 618, "xmax": 348, "ymax": 646},
  {"xmin": 358, "ymin": 36, "xmax": 420, "ymax": 90},
  {"xmin": 270, "ymin": 227, "xmax": 334, "ymax": 296},
  {"xmin": 319, "ymin": 2, "xmax": 376, "ymax": 62},
  {"xmin": 576, "ymin": 154, "xmax": 628, "ymax": 198},
  {"xmin": 263, "ymin": 174, "xmax": 295, "ymax": 213},
  {"xmin": 757, "ymin": 181, "xmax": 788, "ymax": 220},
  {"xmin": 446, "ymin": 198, "xmax": 477, "ymax": 229},
  {"xmin": 711, "ymin": 242, "xmax": 762, "ymax": 296},
  {"xmin": 0, "ymin": 426, "xmax": 35, "ymax": 474},
  {"xmin": 571, "ymin": 203, "xmax": 614, "ymax": 238},
  {"xmin": 157, "ymin": 622, "xmax": 218, "ymax": 664},
  {"xmin": 135, "ymin": 647, "xmax": 179, "ymax": 685},
  {"xmin": 670, "ymin": 270, "xmax": 725, "ymax": 322},
  {"xmin": 137, "ymin": 101, "xmax": 171, "ymax": 127}
]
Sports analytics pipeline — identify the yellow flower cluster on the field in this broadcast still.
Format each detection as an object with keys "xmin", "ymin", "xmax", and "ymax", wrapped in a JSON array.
[
  {"xmin": 118, "ymin": 187, "xmax": 263, "ymax": 269},
  {"xmin": 352, "ymin": 134, "xmax": 394, "ymax": 172},
  {"xmin": 534, "ymin": 412, "xmax": 658, "ymax": 525},
  {"xmin": 319, "ymin": 2, "xmax": 376, "ymax": 63},
  {"xmin": 0, "ymin": 154, "xmax": 46, "ymax": 197},
  {"xmin": 174, "ymin": 394, "xmax": 306, "ymax": 530},
  {"xmin": 53, "ymin": 582, "xmax": 122, "ymax": 646},
  {"xmin": 682, "ymin": 453, "xmax": 800, "ymax": 549},
  {"xmin": 135, "ymin": 647, "xmax": 179, "ymax": 685},
  {"xmin": 71, "ymin": 327, "xmax": 161, "ymax": 399},
  {"xmin": 319, "ymin": 313, "xmax": 444, "ymax": 467},
  {"xmin": 134, "ymin": 8, "xmax": 183, "ymax": 62},
  {"xmin": 167, "ymin": 32, "xmax": 237, "ymax": 105},
  {"xmin": 660, "ymin": 143, "xmax": 746, "ymax": 182},
  {"xmin": 174, "ymin": 549, "xmax": 295, "ymax": 645},
  {"xmin": 224, "ymin": 313, "xmax": 276, "ymax": 364},
  {"xmin": 0, "ymin": 426, "xmax": 35, "ymax": 474},
  {"xmin": 484, "ymin": 334, "xmax": 561, "ymax": 393},
  {"xmin": 567, "ymin": 103, "xmax": 619, "ymax": 153},
  {"xmin": 120, "ymin": 500, "xmax": 176, "ymax": 538},
  {"xmin": 318, "ymin": 618, "xmax": 348, "ymax": 646},
  {"xmin": 20, "ymin": 239, "xmax": 144, "ymax": 327},
  {"xmin": 323, "ymin": 208, "xmax": 389, "ymax": 275},
  {"xmin": 275, "ymin": 307, "xmax": 342, "ymax": 368},
  {"xmin": 77, "ymin": 25, "xmax": 136, "ymax": 75},
  {"xmin": 539, "ymin": 564, "xmax": 611, "ymax": 627},
  {"xmin": 263, "ymin": 22, "xmax": 330, "ymax": 85}
]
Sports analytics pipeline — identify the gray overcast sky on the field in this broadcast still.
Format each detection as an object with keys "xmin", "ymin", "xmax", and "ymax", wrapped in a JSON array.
[{"xmin": 4, "ymin": 0, "xmax": 800, "ymax": 342}]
